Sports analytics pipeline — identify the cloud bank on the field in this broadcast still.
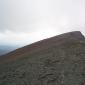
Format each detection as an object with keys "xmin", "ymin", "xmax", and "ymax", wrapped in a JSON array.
[{"xmin": 0, "ymin": 0, "xmax": 85, "ymax": 46}]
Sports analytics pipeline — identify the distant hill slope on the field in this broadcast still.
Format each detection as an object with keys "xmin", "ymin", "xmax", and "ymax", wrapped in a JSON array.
[
  {"xmin": 0, "ymin": 31, "xmax": 85, "ymax": 85},
  {"xmin": 0, "ymin": 45, "xmax": 17, "ymax": 56}
]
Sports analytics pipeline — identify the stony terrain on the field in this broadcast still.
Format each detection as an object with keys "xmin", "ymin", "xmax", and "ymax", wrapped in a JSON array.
[{"xmin": 0, "ymin": 31, "xmax": 85, "ymax": 85}]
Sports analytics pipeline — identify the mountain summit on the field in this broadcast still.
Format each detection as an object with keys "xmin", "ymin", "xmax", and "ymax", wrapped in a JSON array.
[{"xmin": 0, "ymin": 31, "xmax": 85, "ymax": 85}]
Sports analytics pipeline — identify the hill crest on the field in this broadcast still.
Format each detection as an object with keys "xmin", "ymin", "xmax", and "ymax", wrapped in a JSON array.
[{"xmin": 0, "ymin": 31, "xmax": 85, "ymax": 62}]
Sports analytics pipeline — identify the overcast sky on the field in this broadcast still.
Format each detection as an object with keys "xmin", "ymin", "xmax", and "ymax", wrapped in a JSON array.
[{"xmin": 0, "ymin": 0, "xmax": 85, "ymax": 47}]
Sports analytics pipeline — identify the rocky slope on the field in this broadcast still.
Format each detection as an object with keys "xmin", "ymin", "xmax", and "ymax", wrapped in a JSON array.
[{"xmin": 0, "ymin": 31, "xmax": 85, "ymax": 85}]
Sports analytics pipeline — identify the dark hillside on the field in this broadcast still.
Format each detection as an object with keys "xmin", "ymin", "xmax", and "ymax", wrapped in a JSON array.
[
  {"xmin": 0, "ymin": 31, "xmax": 85, "ymax": 85},
  {"xmin": 0, "ymin": 31, "xmax": 84, "ymax": 62}
]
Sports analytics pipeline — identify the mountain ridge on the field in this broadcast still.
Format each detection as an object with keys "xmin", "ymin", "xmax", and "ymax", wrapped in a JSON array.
[{"xmin": 0, "ymin": 31, "xmax": 85, "ymax": 62}]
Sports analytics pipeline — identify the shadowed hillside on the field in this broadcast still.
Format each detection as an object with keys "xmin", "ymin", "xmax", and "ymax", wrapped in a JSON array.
[{"xmin": 0, "ymin": 31, "xmax": 85, "ymax": 85}]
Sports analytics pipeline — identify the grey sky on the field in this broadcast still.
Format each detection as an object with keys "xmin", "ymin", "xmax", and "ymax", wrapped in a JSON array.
[{"xmin": 0, "ymin": 0, "xmax": 85, "ymax": 46}]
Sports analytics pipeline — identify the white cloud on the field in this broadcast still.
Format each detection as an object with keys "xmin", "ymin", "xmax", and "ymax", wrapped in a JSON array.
[
  {"xmin": 0, "ymin": 29, "xmax": 58, "ymax": 46},
  {"xmin": 0, "ymin": 0, "xmax": 85, "ymax": 46},
  {"xmin": 1, "ymin": 0, "xmax": 85, "ymax": 32}
]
